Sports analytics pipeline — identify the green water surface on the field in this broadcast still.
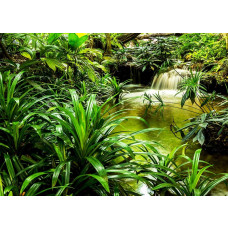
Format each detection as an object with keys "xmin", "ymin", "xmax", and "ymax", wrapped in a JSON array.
[{"xmin": 111, "ymin": 86, "xmax": 228, "ymax": 195}]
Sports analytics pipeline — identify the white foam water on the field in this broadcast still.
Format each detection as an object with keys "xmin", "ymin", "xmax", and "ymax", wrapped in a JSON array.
[{"xmin": 151, "ymin": 69, "xmax": 191, "ymax": 90}]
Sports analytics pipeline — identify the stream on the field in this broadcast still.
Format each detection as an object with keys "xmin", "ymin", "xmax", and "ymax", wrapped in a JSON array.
[{"xmin": 112, "ymin": 69, "xmax": 228, "ymax": 196}]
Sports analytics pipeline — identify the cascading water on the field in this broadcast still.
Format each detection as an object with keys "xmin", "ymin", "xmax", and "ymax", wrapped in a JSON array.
[
  {"xmin": 120, "ymin": 69, "xmax": 225, "ymax": 195},
  {"xmin": 151, "ymin": 69, "xmax": 191, "ymax": 90}
]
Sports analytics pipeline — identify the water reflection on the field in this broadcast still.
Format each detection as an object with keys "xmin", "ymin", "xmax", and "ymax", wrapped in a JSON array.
[{"xmin": 111, "ymin": 86, "xmax": 228, "ymax": 195}]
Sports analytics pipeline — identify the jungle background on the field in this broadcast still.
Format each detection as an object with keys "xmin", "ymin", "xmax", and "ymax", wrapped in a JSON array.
[{"xmin": 0, "ymin": 33, "xmax": 227, "ymax": 197}]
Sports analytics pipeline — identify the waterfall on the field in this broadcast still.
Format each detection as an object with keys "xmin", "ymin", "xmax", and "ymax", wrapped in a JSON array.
[{"xmin": 151, "ymin": 69, "xmax": 191, "ymax": 90}]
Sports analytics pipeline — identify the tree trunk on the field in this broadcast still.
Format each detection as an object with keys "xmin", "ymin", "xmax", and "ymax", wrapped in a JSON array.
[
  {"xmin": 117, "ymin": 33, "xmax": 141, "ymax": 44},
  {"xmin": 105, "ymin": 33, "xmax": 112, "ymax": 55},
  {"xmin": 0, "ymin": 34, "xmax": 13, "ymax": 61}
]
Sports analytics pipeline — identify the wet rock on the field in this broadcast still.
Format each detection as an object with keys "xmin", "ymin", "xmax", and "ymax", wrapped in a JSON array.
[{"xmin": 203, "ymin": 124, "xmax": 228, "ymax": 154}]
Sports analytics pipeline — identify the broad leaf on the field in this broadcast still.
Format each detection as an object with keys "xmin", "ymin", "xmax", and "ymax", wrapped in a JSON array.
[{"xmin": 48, "ymin": 33, "xmax": 62, "ymax": 44}]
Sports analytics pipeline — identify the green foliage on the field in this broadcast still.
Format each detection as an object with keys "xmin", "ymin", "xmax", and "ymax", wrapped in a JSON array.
[
  {"xmin": 0, "ymin": 33, "xmax": 106, "ymax": 83},
  {"xmin": 105, "ymin": 75, "xmax": 130, "ymax": 103},
  {"xmin": 0, "ymin": 33, "xmax": 228, "ymax": 196},
  {"xmin": 143, "ymin": 92, "xmax": 165, "ymax": 117},
  {"xmin": 42, "ymin": 91, "xmax": 159, "ymax": 195},
  {"xmin": 47, "ymin": 33, "xmax": 63, "ymax": 44},
  {"xmin": 145, "ymin": 149, "xmax": 228, "ymax": 196},
  {"xmin": 176, "ymin": 33, "xmax": 228, "ymax": 83},
  {"xmin": 171, "ymin": 70, "xmax": 227, "ymax": 146},
  {"xmin": 0, "ymin": 71, "xmax": 49, "ymax": 153},
  {"xmin": 68, "ymin": 33, "xmax": 88, "ymax": 50},
  {"xmin": 177, "ymin": 33, "xmax": 227, "ymax": 63},
  {"xmin": 177, "ymin": 70, "xmax": 206, "ymax": 107},
  {"xmin": 114, "ymin": 36, "xmax": 180, "ymax": 73},
  {"xmin": 0, "ymin": 72, "xmax": 159, "ymax": 196}
]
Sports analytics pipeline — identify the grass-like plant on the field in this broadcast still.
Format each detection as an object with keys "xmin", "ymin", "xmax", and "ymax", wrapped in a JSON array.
[
  {"xmin": 106, "ymin": 75, "xmax": 130, "ymax": 103},
  {"xmin": 14, "ymin": 90, "xmax": 159, "ymax": 196},
  {"xmin": 146, "ymin": 149, "xmax": 228, "ymax": 196}
]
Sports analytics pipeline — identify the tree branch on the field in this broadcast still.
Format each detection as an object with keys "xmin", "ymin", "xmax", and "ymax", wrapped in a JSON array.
[
  {"xmin": 117, "ymin": 33, "xmax": 141, "ymax": 44},
  {"xmin": 136, "ymin": 33, "xmax": 183, "ymax": 40}
]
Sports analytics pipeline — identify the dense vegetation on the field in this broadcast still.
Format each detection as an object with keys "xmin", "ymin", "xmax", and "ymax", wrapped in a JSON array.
[{"xmin": 0, "ymin": 33, "xmax": 227, "ymax": 196}]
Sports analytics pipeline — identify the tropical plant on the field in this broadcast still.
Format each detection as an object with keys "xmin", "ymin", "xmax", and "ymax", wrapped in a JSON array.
[
  {"xmin": 143, "ymin": 92, "xmax": 165, "ymax": 117},
  {"xmin": 171, "ymin": 70, "xmax": 225, "ymax": 145},
  {"xmin": 105, "ymin": 75, "xmax": 130, "ymax": 103},
  {"xmin": 175, "ymin": 33, "xmax": 228, "ymax": 83},
  {"xmin": 0, "ymin": 71, "xmax": 53, "ymax": 196},
  {"xmin": 0, "ymin": 33, "xmax": 107, "ymax": 83},
  {"xmin": 113, "ymin": 36, "xmax": 180, "ymax": 75},
  {"xmin": 0, "ymin": 71, "xmax": 50, "ymax": 153},
  {"xmin": 21, "ymin": 90, "xmax": 160, "ymax": 195},
  {"xmin": 145, "ymin": 149, "xmax": 228, "ymax": 196},
  {"xmin": 0, "ymin": 33, "xmax": 228, "ymax": 197}
]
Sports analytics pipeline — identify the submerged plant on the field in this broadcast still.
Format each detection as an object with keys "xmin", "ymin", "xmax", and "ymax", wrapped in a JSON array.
[{"xmin": 143, "ymin": 92, "xmax": 165, "ymax": 118}]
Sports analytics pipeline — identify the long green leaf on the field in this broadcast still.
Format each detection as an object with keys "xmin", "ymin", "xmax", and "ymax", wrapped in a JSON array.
[{"xmin": 20, "ymin": 172, "xmax": 46, "ymax": 194}]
